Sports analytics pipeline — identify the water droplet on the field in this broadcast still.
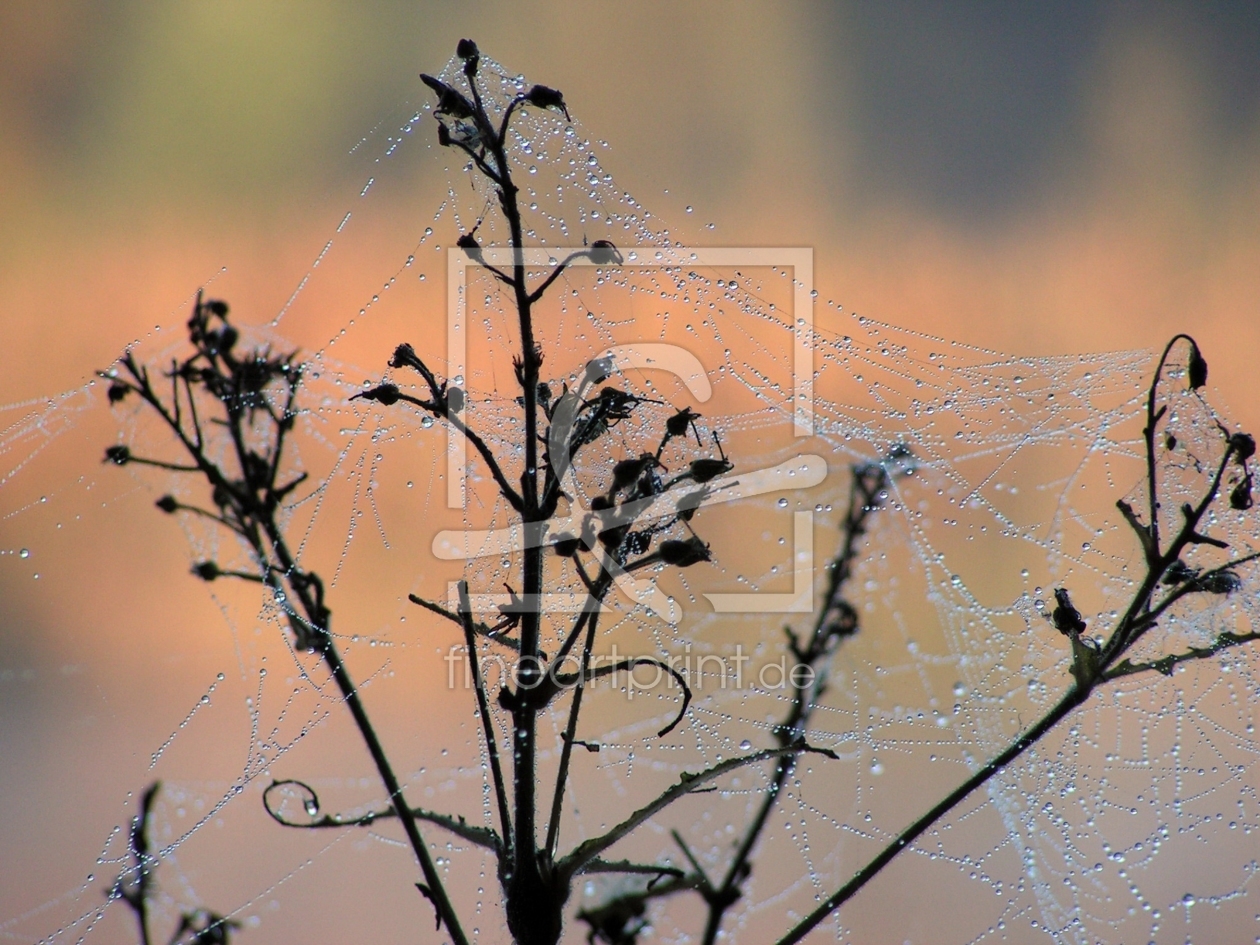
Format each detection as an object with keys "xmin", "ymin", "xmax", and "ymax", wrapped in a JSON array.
[
  {"xmin": 304, "ymin": 798, "xmax": 319, "ymax": 817},
  {"xmin": 19, "ymin": 548, "xmax": 29, "ymax": 559},
  {"xmin": 739, "ymin": 739, "xmax": 752, "ymax": 751},
  {"xmin": 777, "ymin": 497, "xmax": 789, "ymax": 508},
  {"xmin": 685, "ymin": 206, "xmax": 694, "ymax": 213},
  {"xmin": 953, "ymin": 682, "xmax": 967, "ymax": 696}
]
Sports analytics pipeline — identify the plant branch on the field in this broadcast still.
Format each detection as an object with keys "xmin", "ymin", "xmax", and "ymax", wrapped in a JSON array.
[
  {"xmin": 459, "ymin": 581, "xmax": 514, "ymax": 856},
  {"xmin": 262, "ymin": 778, "xmax": 501, "ymax": 851},
  {"xmin": 1105, "ymin": 627, "xmax": 1260, "ymax": 679},
  {"xmin": 776, "ymin": 339, "xmax": 1258, "ymax": 943},
  {"xmin": 579, "ymin": 859, "xmax": 686, "ymax": 880},
  {"xmin": 586, "ymin": 455, "xmax": 892, "ymax": 945},
  {"xmin": 107, "ymin": 297, "xmax": 471, "ymax": 945},
  {"xmin": 408, "ymin": 592, "xmax": 522, "ymax": 651},
  {"xmin": 557, "ymin": 741, "xmax": 838, "ymax": 884},
  {"xmin": 544, "ymin": 603, "xmax": 602, "ymax": 860},
  {"xmin": 776, "ymin": 686, "xmax": 1090, "ymax": 945}
]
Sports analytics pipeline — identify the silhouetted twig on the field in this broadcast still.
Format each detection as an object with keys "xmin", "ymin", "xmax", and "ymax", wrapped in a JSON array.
[
  {"xmin": 776, "ymin": 336, "xmax": 1259, "ymax": 945},
  {"xmin": 105, "ymin": 295, "xmax": 469, "ymax": 945}
]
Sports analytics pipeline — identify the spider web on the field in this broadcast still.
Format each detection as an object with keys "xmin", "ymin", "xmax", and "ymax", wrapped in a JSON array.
[{"xmin": 4, "ymin": 52, "xmax": 1259, "ymax": 945}]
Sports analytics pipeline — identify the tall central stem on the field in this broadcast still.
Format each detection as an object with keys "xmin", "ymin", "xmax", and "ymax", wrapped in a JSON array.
[{"xmin": 488, "ymin": 127, "xmax": 556, "ymax": 942}]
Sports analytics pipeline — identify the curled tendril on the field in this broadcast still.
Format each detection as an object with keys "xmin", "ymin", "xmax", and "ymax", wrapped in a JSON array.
[
  {"xmin": 263, "ymin": 778, "xmax": 502, "ymax": 851},
  {"xmin": 265, "ymin": 779, "xmax": 339, "ymax": 828},
  {"xmin": 553, "ymin": 657, "xmax": 693, "ymax": 737}
]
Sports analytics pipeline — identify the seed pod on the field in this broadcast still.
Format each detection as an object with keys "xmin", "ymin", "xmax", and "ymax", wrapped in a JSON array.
[
  {"xmin": 1187, "ymin": 341, "xmax": 1208, "ymax": 390},
  {"xmin": 552, "ymin": 533, "xmax": 581, "ymax": 558},
  {"xmin": 1051, "ymin": 587, "xmax": 1086, "ymax": 636},
  {"xmin": 420, "ymin": 74, "xmax": 474, "ymax": 119},
  {"xmin": 1197, "ymin": 569, "xmax": 1241, "ymax": 594},
  {"xmin": 456, "ymin": 233, "xmax": 483, "ymax": 263},
  {"xmin": 589, "ymin": 240, "xmax": 621, "ymax": 265},
  {"xmin": 355, "ymin": 383, "xmax": 401, "ymax": 406},
  {"xmin": 1229, "ymin": 432, "xmax": 1255, "ymax": 462},
  {"xmin": 612, "ymin": 453, "xmax": 656, "ymax": 493},
  {"xmin": 1161, "ymin": 560, "xmax": 1197, "ymax": 585},
  {"xmin": 525, "ymin": 84, "xmax": 570, "ymax": 120},
  {"xmin": 104, "ymin": 445, "xmax": 131, "ymax": 465},
  {"xmin": 193, "ymin": 561, "xmax": 220, "ymax": 581},
  {"xmin": 598, "ymin": 523, "xmax": 629, "ymax": 550},
  {"xmin": 447, "ymin": 386, "xmax": 465, "ymax": 414},
  {"xmin": 155, "ymin": 495, "xmax": 179, "ymax": 514},
  {"xmin": 624, "ymin": 530, "xmax": 652, "ymax": 557},
  {"xmin": 690, "ymin": 457, "xmax": 732, "ymax": 484},
  {"xmin": 107, "ymin": 382, "xmax": 130, "ymax": 404},
  {"xmin": 390, "ymin": 343, "xmax": 420, "ymax": 371},
  {"xmin": 1230, "ymin": 475, "xmax": 1254, "ymax": 510},
  {"xmin": 666, "ymin": 407, "xmax": 700, "ymax": 439},
  {"xmin": 659, "ymin": 537, "xmax": 711, "ymax": 568}
]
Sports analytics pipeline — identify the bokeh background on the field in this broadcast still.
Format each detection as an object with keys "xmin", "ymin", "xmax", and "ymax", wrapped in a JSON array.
[{"xmin": 2, "ymin": 3, "xmax": 1259, "ymax": 944}]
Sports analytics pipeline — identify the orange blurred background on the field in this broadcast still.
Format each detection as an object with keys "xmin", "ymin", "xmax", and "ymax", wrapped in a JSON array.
[{"xmin": 2, "ymin": 3, "xmax": 1259, "ymax": 943}]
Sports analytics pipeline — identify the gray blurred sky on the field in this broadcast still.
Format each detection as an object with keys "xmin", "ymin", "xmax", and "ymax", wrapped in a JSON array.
[{"xmin": 4, "ymin": 2, "xmax": 1259, "ymax": 220}]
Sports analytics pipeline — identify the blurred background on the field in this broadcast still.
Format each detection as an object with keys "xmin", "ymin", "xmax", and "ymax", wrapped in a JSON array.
[{"xmin": 2, "ymin": 3, "xmax": 1259, "ymax": 943}]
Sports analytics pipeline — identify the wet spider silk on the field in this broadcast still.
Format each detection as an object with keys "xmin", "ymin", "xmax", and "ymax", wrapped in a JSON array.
[{"xmin": 3, "ymin": 51, "xmax": 1259, "ymax": 945}]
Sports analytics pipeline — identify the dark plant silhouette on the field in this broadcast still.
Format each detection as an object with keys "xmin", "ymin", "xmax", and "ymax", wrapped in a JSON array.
[
  {"xmin": 109, "ymin": 783, "xmax": 239, "ymax": 945},
  {"xmin": 101, "ymin": 40, "xmax": 1259, "ymax": 945},
  {"xmin": 577, "ymin": 451, "xmax": 908, "ymax": 944},
  {"xmin": 773, "ymin": 334, "xmax": 1260, "ymax": 945}
]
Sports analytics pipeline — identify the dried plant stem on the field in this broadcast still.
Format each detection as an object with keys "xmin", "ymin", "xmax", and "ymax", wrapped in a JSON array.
[
  {"xmin": 777, "ymin": 336, "xmax": 1257, "ymax": 944},
  {"xmin": 459, "ymin": 580, "xmax": 514, "ymax": 853},
  {"xmin": 111, "ymin": 326, "xmax": 469, "ymax": 945},
  {"xmin": 777, "ymin": 686, "xmax": 1088, "ymax": 945},
  {"xmin": 697, "ymin": 461, "xmax": 889, "ymax": 943}
]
